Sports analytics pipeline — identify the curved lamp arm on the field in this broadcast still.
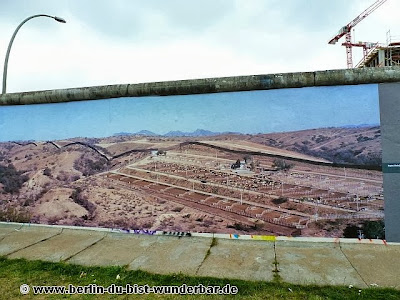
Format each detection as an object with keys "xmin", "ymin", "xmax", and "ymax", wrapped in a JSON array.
[{"xmin": 2, "ymin": 14, "xmax": 66, "ymax": 94}]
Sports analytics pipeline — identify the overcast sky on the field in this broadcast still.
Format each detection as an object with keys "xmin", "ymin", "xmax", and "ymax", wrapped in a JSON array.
[{"xmin": 0, "ymin": 0, "xmax": 399, "ymax": 93}]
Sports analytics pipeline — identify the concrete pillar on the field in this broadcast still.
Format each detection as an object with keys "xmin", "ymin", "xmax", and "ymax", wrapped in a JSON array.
[
  {"xmin": 379, "ymin": 82, "xmax": 400, "ymax": 242},
  {"xmin": 378, "ymin": 50, "xmax": 386, "ymax": 67}
]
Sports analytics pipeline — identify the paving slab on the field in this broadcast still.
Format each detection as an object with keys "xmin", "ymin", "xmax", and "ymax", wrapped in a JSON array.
[
  {"xmin": 275, "ymin": 240, "xmax": 367, "ymax": 287},
  {"xmin": 0, "ymin": 225, "xmax": 62, "ymax": 256},
  {"xmin": 128, "ymin": 236, "xmax": 212, "ymax": 276},
  {"xmin": 196, "ymin": 238, "xmax": 275, "ymax": 281},
  {"xmin": 1, "ymin": 222, "xmax": 399, "ymax": 289},
  {"xmin": 340, "ymin": 243, "xmax": 400, "ymax": 289},
  {"xmin": 0, "ymin": 223, "xmax": 23, "ymax": 241},
  {"xmin": 68, "ymin": 232, "xmax": 158, "ymax": 267},
  {"xmin": 8, "ymin": 229, "xmax": 106, "ymax": 262}
]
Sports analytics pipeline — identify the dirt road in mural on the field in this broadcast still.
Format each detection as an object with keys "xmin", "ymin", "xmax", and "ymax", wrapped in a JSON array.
[{"xmin": 0, "ymin": 126, "xmax": 383, "ymax": 237}]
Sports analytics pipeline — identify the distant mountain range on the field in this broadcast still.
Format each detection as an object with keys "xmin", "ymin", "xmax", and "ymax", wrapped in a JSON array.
[
  {"xmin": 113, "ymin": 129, "xmax": 235, "ymax": 137},
  {"xmin": 113, "ymin": 124, "xmax": 380, "ymax": 138},
  {"xmin": 135, "ymin": 130, "xmax": 158, "ymax": 136},
  {"xmin": 164, "ymin": 129, "xmax": 222, "ymax": 137}
]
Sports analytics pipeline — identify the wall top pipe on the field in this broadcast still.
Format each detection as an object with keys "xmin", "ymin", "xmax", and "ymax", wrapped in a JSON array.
[{"xmin": 1, "ymin": 66, "xmax": 399, "ymax": 106}]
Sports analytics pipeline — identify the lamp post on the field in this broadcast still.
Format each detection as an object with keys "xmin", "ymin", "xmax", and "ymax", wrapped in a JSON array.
[{"xmin": 2, "ymin": 14, "xmax": 66, "ymax": 94}]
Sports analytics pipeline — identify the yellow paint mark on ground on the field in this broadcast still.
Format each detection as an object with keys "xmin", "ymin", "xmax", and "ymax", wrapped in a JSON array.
[{"xmin": 251, "ymin": 235, "xmax": 276, "ymax": 241}]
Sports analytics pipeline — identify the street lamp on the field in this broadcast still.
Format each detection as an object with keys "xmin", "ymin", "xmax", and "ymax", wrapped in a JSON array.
[{"xmin": 2, "ymin": 14, "xmax": 66, "ymax": 94}]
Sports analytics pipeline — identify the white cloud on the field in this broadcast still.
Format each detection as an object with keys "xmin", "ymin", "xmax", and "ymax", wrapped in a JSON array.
[{"xmin": 0, "ymin": 0, "xmax": 398, "ymax": 93}]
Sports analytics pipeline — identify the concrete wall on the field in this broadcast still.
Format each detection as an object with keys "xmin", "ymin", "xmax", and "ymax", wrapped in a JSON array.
[
  {"xmin": 379, "ymin": 82, "xmax": 400, "ymax": 242},
  {"xmin": 1, "ymin": 66, "xmax": 400, "ymax": 105},
  {"xmin": 1, "ymin": 66, "xmax": 400, "ymax": 242}
]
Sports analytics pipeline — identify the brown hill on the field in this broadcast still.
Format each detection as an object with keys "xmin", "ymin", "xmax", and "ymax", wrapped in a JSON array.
[{"xmin": 245, "ymin": 126, "xmax": 381, "ymax": 166}]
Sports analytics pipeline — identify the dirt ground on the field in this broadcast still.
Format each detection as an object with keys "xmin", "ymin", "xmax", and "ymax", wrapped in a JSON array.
[{"xmin": 0, "ymin": 129, "xmax": 384, "ymax": 237}]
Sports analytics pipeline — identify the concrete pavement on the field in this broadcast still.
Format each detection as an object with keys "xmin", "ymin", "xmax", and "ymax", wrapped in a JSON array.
[
  {"xmin": 275, "ymin": 239, "xmax": 366, "ymax": 287},
  {"xmin": 0, "ymin": 222, "xmax": 399, "ymax": 290}
]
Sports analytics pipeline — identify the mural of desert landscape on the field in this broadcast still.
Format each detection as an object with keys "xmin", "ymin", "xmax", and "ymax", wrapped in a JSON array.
[{"xmin": 0, "ymin": 84, "xmax": 383, "ymax": 237}]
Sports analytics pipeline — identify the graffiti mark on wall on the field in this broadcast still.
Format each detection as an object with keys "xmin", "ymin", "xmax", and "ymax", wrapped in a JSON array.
[
  {"xmin": 111, "ymin": 228, "xmax": 156, "ymax": 235},
  {"xmin": 132, "ymin": 229, "xmax": 156, "ymax": 235},
  {"xmin": 162, "ymin": 231, "xmax": 192, "ymax": 237}
]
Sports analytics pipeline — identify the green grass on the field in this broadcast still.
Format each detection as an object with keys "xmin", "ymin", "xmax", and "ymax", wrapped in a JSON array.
[{"xmin": 0, "ymin": 256, "xmax": 399, "ymax": 299}]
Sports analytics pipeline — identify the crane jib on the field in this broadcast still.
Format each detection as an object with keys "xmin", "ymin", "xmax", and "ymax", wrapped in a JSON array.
[{"xmin": 328, "ymin": 0, "xmax": 388, "ymax": 68}]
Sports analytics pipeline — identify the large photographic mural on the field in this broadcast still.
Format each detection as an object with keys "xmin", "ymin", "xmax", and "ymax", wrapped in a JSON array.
[{"xmin": 0, "ymin": 84, "xmax": 383, "ymax": 237}]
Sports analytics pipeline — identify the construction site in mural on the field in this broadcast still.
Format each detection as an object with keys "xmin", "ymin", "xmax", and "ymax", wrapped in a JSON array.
[{"xmin": 0, "ymin": 84, "xmax": 383, "ymax": 237}]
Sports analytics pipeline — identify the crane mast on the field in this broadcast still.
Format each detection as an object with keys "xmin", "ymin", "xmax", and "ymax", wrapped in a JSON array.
[{"xmin": 328, "ymin": 0, "xmax": 387, "ymax": 68}]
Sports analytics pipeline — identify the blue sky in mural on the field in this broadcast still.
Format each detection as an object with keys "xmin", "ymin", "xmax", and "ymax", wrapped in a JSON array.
[{"xmin": 0, "ymin": 84, "xmax": 379, "ymax": 142}]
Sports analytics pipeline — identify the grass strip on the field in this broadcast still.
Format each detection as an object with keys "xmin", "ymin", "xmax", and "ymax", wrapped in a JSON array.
[{"xmin": 0, "ymin": 256, "xmax": 399, "ymax": 299}]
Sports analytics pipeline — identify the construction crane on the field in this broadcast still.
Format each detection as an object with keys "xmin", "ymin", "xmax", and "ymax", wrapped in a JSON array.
[{"xmin": 328, "ymin": 0, "xmax": 387, "ymax": 68}]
